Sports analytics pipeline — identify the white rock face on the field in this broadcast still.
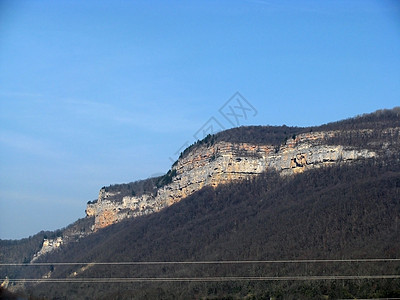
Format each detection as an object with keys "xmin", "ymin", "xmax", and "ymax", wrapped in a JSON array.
[
  {"xmin": 86, "ymin": 130, "xmax": 378, "ymax": 231},
  {"xmin": 31, "ymin": 237, "xmax": 63, "ymax": 262}
]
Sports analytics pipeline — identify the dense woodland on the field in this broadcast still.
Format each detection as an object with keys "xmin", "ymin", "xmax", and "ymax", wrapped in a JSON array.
[{"xmin": 1, "ymin": 108, "xmax": 400, "ymax": 299}]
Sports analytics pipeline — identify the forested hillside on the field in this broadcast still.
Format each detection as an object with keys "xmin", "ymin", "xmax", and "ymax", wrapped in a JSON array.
[
  {"xmin": 2, "ymin": 108, "xmax": 400, "ymax": 299},
  {"xmin": 25, "ymin": 154, "xmax": 400, "ymax": 299},
  {"xmin": 0, "ymin": 217, "xmax": 93, "ymax": 288}
]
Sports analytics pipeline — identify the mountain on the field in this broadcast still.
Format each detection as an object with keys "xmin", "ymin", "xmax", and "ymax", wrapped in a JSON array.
[
  {"xmin": 1, "ymin": 107, "xmax": 400, "ymax": 299},
  {"xmin": 86, "ymin": 109, "xmax": 398, "ymax": 231}
]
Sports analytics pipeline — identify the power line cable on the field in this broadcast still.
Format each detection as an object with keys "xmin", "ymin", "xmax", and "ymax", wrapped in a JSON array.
[
  {"xmin": 2, "ymin": 258, "xmax": 400, "ymax": 266},
  {"xmin": 6, "ymin": 275, "xmax": 400, "ymax": 283}
]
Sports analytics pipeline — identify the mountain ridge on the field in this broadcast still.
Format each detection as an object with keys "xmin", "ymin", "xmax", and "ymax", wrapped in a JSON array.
[
  {"xmin": 26, "ymin": 153, "xmax": 400, "ymax": 299},
  {"xmin": 2, "ymin": 107, "xmax": 400, "ymax": 299},
  {"xmin": 2, "ymin": 108, "xmax": 399, "ymax": 259},
  {"xmin": 85, "ymin": 107, "xmax": 400, "ymax": 231}
]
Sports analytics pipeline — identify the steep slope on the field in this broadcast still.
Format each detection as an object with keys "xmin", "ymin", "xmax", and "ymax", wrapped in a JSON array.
[
  {"xmin": 29, "ymin": 155, "xmax": 400, "ymax": 299},
  {"xmin": 9, "ymin": 106, "xmax": 396, "ymax": 264},
  {"xmin": 87, "ymin": 131, "xmax": 377, "ymax": 230},
  {"xmin": 86, "ymin": 107, "xmax": 400, "ymax": 231},
  {"xmin": 2, "ymin": 107, "xmax": 400, "ymax": 299},
  {"xmin": 0, "ymin": 217, "xmax": 93, "ymax": 264}
]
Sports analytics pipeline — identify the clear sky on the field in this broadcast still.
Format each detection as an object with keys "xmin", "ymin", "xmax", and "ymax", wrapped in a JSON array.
[{"xmin": 0, "ymin": 0, "xmax": 399, "ymax": 239}]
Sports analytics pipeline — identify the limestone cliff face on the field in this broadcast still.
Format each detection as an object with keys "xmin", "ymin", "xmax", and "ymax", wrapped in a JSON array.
[
  {"xmin": 31, "ymin": 237, "xmax": 63, "ymax": 262},
  {"xmin": 86, "ymin": 130, "xmax": 377, "ymax": 231}
]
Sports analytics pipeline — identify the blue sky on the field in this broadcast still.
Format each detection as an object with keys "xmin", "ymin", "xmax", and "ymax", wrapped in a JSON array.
[{"xmin": 0, "ymin": 0, "xmax": 399, "ymax": 239}]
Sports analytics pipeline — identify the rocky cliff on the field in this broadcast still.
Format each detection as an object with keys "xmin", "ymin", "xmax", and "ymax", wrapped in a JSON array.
[
  {"xmin": 86, "ymin": 129, "xmax": 379, "ymax": 230},
  {"xmin": 31, "ymin": 237, "xmax": 63, "ymax": 262}
]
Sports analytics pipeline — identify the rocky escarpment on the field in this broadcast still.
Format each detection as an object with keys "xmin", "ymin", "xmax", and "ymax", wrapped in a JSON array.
[
  {"xmin": 86, "ymin": 129, "xmax": 379, "ymax": 230},
  {"xmin": 31, "ymin": 237, "xmax": 63, "ymax": 262},
  {"xmin": 30, "ymin": 217, "xmax": 94, "ymax": 262}
]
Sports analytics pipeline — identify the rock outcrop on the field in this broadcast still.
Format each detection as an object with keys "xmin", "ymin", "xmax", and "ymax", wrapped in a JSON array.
[
  {"xmin": 31, "ymin": 237, "xmax": 63, "ymax": 262},
  {"xmin": 30, "ymin": 217, "xmax": 94, "ymax": 262},
  {"xmin": 86, "ymin": 130, "xmax": 377, "ymax": 230}
]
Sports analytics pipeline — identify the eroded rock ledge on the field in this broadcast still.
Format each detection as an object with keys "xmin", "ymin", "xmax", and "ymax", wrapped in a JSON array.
[{"xmin": 86, "ymin": 130, "xmax": 377, "ymax": 230}]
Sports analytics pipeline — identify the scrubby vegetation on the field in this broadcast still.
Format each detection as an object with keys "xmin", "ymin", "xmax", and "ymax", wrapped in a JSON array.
[
  {"xmin": 156, "ymin": 169, "xmax": 177, "ymax": 188},
  {"xmin": 102, "ymin": 176, "xmax": 162, "ymax": 201},
  {"xmin": 102, "ymin": 169, "xmax": 179, "ymax": 202}
]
